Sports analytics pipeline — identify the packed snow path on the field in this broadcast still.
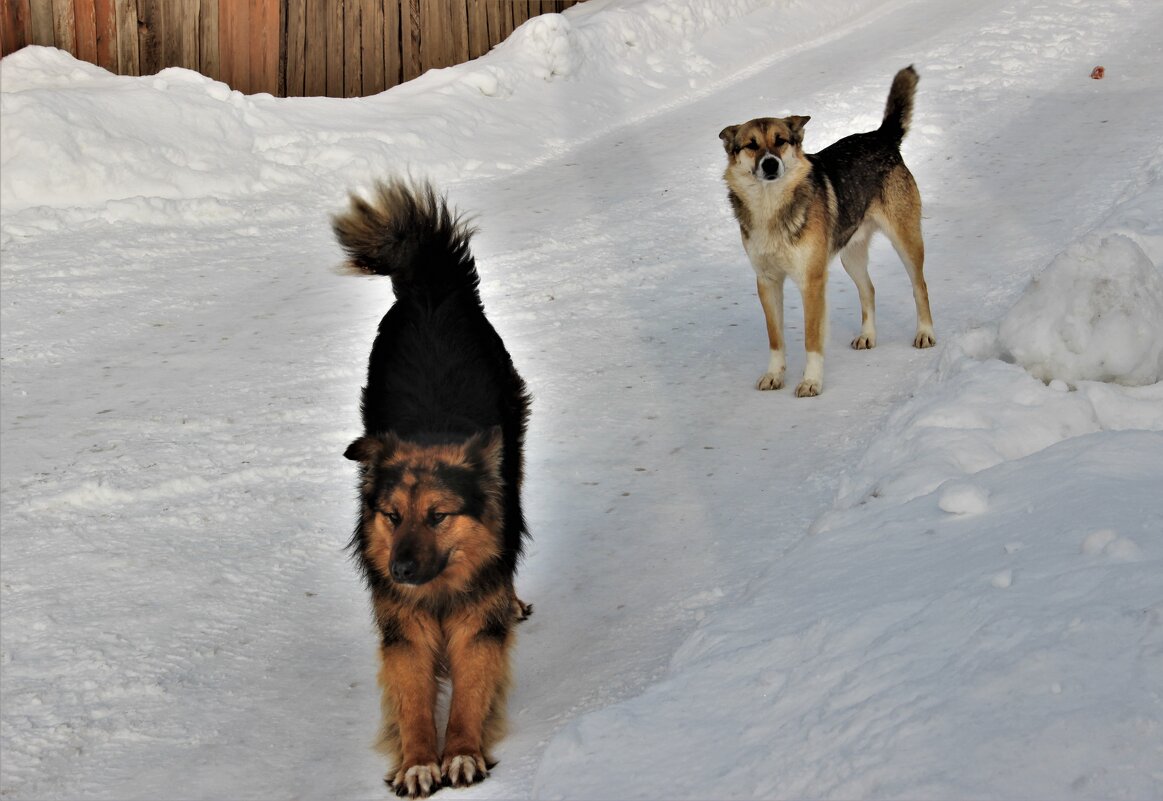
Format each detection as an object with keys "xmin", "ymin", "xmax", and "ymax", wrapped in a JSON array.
[{"xmin": 2, "ymin": 0, "xmax": 1161, "ymax": 798}]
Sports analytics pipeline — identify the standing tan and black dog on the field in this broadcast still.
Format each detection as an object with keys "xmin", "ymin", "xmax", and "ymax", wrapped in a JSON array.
[
  {"xmin": 719, "ymin": 66, "xmax": 936, "ymax": 397},
  {"xmin": 333, "ymin": 180, "xmax": 531, "ymax": 798}
]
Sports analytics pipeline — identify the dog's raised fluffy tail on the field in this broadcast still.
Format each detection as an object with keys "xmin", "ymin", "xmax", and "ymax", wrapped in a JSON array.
[
  {"xmin": 332, "ymin": 179, "xmax": 479, "ymax": 301},
  {"xmin": 880, "ymin": 65, "xmax": 918, "ymax": 146}
]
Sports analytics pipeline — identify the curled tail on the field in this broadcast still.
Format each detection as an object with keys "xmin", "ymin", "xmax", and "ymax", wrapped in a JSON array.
[
  {"xmin": 331, "ymin": 179, "xmax": 479, "ymax": 300},
  {"xmin": 880, "ymin": 65, "xmax": 918, "ymax": 146}
]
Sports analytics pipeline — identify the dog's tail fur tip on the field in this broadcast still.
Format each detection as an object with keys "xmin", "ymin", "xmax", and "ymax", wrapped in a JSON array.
[
  {"xmin": 331, "ymin": 179, "xmax": 478, "ymax": 296},
  {"xmin": 881, "ymin": 65, "xmax": 919, "ymax": 145}
]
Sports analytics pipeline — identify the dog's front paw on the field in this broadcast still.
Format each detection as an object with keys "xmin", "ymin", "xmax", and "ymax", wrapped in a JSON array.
[
  {"xmin": 442, "ymin": 753, "xmax": 488, "ymax": 788},
  {"xmin": 913, "ymin": 330, "xmax": 936, "ymax": 348},
  {"xmin": 794, "ymin": 378, "xmax": 821, "ymax": 397},
  {"xmin": 388, "ymin": 762, "xmax": 443, "ymax": 798},
  {"xmin": 851, "ymin": 333, "xmax": 876, "ymax": 350},
  {"xmin": 756, "ymin": 372, "xmax": 785, "ymax": 391}
]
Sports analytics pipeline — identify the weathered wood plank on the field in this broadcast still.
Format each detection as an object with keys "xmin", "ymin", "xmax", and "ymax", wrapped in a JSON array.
[
  {"xmin": 303, "ymin": 0, "xmax": 326, "ymax": 95},
  {"xmin": 93, "ymin": 0, "xmax": 117, "ymax": 70},
  {"xmin": 400, "ymin": 0, "xmax": 420, "ymax": 82},
  {"xmin": 198, "ymin": 0, "xmax": 218, "ymax": 81},
  {"xmin": 218, "ymin": 0, "xmax": 245, "ymax": 91},
  {"xmin": 163, "ymin": 0, "xmax": 197, "ymax": 70},
  {"xmin": 446, "ymin": 0, "xmax": 467, "ymax": 67},
  {"xmin": 360, "ymin": 0, "xmax": 384, "ymax": 94},
  {"xmin": 382, "ymin": 0, "xmax": 400, "ymax": 89},
  {"xmin": 511, "ymin": 1, "xmax": 528, "ymax": 29},
  {"xmin": 73, "ymin": 0, "xmax": 97, "ymax": 63},
  {"xmin": 112, "ymin": 0, "xmax": 137, "ymax": 74},
  {"xmin": 418, "ymin": 0, "xmax": 446, "ymax": 70},
  {"xmin": 249, "ymin": 0, "xmax": 279, "ymax": 94},
  {"xmin": 342, "ymin": 0, "xmax": 360, "ymax": 96},
  {"xmin": 325, "ymin": 0, "xmax": 343, "ymax": 95},
  {"xmin": 136, "ymin": 0, "xmax": 162, "ymax": 75},
  {"xmin": 50, "ymin": 0, "xmax": 75, "ymax": 54},
  {"xmin": 466, "ymin": 0, "xmax": 487, "ymax": 60},
  {"xmin": 27, "ymin": 0, "xmax": 54, "ymax": 46},
  {"xmin": 284, "ymin": 0, "xmax": 305, "ymax": 95},
  {"xmin": 1, "ymin": 0, "xmax": 31, "ymax": 56}
]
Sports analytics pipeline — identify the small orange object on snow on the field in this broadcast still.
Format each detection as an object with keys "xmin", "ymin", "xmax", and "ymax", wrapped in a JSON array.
[{"xmin": 1090, "ymin": 66, "xmax": 1105, "ymax": 79}]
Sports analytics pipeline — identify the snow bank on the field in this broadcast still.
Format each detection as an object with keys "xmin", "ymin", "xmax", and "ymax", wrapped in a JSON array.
[
  {"xmin": 0, "ymin": 0, "xmax": 782, "ymax": 218},
  {"xmin": 998, "ymin": 233, "xmax": 1163, "ymax": 386},
  {"xmin": 532, "ymin": 162, "xmax": 1163, "ymax": 801}
]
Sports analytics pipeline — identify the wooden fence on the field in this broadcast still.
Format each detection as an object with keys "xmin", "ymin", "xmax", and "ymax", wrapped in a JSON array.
[{"xmin": 0, "ymin": 0, "xmax": 579, "ymax": 97}]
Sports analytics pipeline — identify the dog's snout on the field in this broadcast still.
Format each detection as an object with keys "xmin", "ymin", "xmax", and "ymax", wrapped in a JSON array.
[
  {"xmin": 390, "ymin": 558, "xmax": 418, "ymax": 583},
  {"xmin": 760, "ymin": 155, "xmax": 781, "ymax": 179}
]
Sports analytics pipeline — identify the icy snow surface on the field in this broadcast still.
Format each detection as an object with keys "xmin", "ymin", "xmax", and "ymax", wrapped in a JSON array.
[{"xmin": 2, "ymin": 0, "xmax": 1162, "ymax": 799}]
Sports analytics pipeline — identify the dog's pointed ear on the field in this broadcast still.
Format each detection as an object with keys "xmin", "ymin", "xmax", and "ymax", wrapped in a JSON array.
[
  {"xmin": 718, "ymin": 125, "xmax": 739, "ymax": 153},
  {"xmin": 786, "ymin": 115, "xmax": 811, "ymax": 145},
  {"xmin": 465, "ymin": 426, "xmax": 504, "ymax": 480},
  {"xmin": 343, "ymin": 433, "xmax": 398, "ymax": 463}
]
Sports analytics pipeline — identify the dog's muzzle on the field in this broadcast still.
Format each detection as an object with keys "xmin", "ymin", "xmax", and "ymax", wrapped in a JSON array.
[{"xmin": 757, "ymin": 154, "xmax": 783, "ymax": 181}]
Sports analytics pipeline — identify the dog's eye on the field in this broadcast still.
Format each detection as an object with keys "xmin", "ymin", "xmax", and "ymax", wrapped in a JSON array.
[
  {"xmin": 744, "ymin": 141, "xmax": 759, "ymax": 151},
  {"xmin": 773, "ymin": 136, "xmax": 786, "ymax": 147},
  {"xmin": 383, "ymin": 510, "xmax": 402, "ymax": 525},
  {"xmin": 429, "ymin": 511, "xmax": 447, "ymax": 525}
]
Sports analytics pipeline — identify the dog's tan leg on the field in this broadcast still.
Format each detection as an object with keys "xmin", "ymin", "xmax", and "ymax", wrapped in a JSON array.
[
  {"xmin": 755, "ymin": 276, "xmax": 787, "ymax": 390},
  {"xmin": 882, "ymin": 169, "xmax": 935, "ymax": 348},
  {"xmin": 840, "ymin": 232, "xmax": 876, "ymax": 350},
  {"xmin": 441, "ymin": 599, "xmax": 513, "ymax": 788},
  {"xmin": 796, "ymin": 258, "xmax": 828, "ymax": 397},
  {"xmin": 378, "ymin": 616, "xmax": 442, "ymax": 798}
]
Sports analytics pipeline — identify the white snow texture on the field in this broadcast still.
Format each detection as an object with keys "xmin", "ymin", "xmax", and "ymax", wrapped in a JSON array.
[{"xmin": 2, "ymin": 0, "xmax": 1161, "ymax": 799}]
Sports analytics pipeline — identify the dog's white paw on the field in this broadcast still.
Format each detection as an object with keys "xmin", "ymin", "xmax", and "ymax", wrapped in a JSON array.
[
  {"xmin": 389, "ymin": 762, "xmax": 442, "ymax": 798},
  {"xmin": 442, "ymin": 753, "xmax": 488, "ymax": 788},
  {"xmin": 794, "ymin": 378, "xmax": 822, "ymax": 397},
  {"xmin": 851, "ymin": 333, "xmax": 876, "ymax": 350},
  {"xmin": 756, "ymin": 372, "xmax": 785, "ymax": 391},
  {"xmin": 913, "ymin": 330, "xmax": 936, "ymax": 348}
]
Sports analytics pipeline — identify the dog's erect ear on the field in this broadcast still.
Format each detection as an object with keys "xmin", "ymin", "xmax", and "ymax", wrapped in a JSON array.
[
  {"xmin": 786, "ymin": 115, "xmax": 811, "ymax": 145},
  {"xmin": 718, "ymin": 125, "xmax": 739, "ymax": 153},
  {"xmin": 343, "ymin": 433, "xmax": 399, "ymax": 463},
  {"xmin": 465, "ymin": 426, "xmax": 504, "ymax": 480}
]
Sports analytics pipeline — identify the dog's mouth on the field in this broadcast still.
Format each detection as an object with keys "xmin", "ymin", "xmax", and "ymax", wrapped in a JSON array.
[{"xmin": 756, "ymin": 154, "xmax": 784, "ymax": 182}]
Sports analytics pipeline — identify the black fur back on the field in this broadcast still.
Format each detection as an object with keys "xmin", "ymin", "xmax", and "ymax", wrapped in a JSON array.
[
  {"xmin": 335, "ymin": 180, "xmax": 532, "ymax": 569},
  {"xmin": 810, "ymin": 66, "xmax": 918, "ymax": 251}
]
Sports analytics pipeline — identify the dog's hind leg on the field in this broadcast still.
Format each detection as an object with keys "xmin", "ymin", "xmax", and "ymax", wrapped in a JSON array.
[
  {"xmin": 755, "ymin": 276, "xmax": 787, "ymax": 390},
  {"xmin": 880, "ymin": 168, "xmax": 936, "ymax": 348},
  {"xmin": 840, "ymin": 227, "xmax": 877, "ymax": 350}
]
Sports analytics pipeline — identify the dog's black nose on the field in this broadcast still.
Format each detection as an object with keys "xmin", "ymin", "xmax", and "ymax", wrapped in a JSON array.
[
  {"xmin": 390, "ymin": 559, "xmax": 418, "ymax": 583},
  {"xmin": 760, "ymin": 156, "xmax": 781, "ymax": 179}
]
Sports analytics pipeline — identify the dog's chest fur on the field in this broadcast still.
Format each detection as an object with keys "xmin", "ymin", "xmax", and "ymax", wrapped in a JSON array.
[{"xmin": 726, "ymin": 161, "xmax": 828, "ymax": 284}]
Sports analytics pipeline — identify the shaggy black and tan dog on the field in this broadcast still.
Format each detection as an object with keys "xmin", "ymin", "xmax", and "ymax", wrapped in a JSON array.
[
  {"xmin": 333, "ymin": 180, "xmax": 531, "ymax": 798},
  {"xmin": 720, "ymin": 66, "xmax": 936, "ymax": 397}
]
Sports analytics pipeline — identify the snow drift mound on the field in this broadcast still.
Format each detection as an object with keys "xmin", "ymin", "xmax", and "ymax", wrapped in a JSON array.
[{"xmin": 998, "ymin": 232, "xmax": 1163, "ymax": 386}]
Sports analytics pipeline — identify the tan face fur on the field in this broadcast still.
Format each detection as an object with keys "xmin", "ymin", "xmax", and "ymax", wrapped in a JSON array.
[
  {"xmin": 719, "ymin": 115, "xmax": 811, "ymax": 185},
  {"xmin": 346, "ymin": 432, "xmax": 504, "ymax": 598}
]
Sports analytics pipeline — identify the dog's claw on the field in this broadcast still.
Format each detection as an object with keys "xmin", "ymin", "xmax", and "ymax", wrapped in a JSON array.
[
  {"xmin": 914, "ymin": 331, "xmax": 936, "ymax": 348},
  {"xmin": 442, "ymin": 753, "xmax": 488, "ymax": 788},
  {"xmin": 756, "ymin": 372, "xmax": 785, "ymax": 391},
  {"xmin": 795, "ymin": 379, "xmax": 821, "ymax": 397},
  {"xmin": 389, "ymin": 763, "xmax": 442, "ymax": 798},
  {"xmin": 851, "ymin": 334, "xmax": 876, "ymax": 350},
  {"xmin": 512, "ymin": 596, "xmax": 533, "ymax": 622}
]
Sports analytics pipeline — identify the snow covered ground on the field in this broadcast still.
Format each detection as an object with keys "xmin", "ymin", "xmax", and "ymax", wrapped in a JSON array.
[{"xmin": 3, "ymin": 0, "xmax": 1162, "ymax": 798}]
